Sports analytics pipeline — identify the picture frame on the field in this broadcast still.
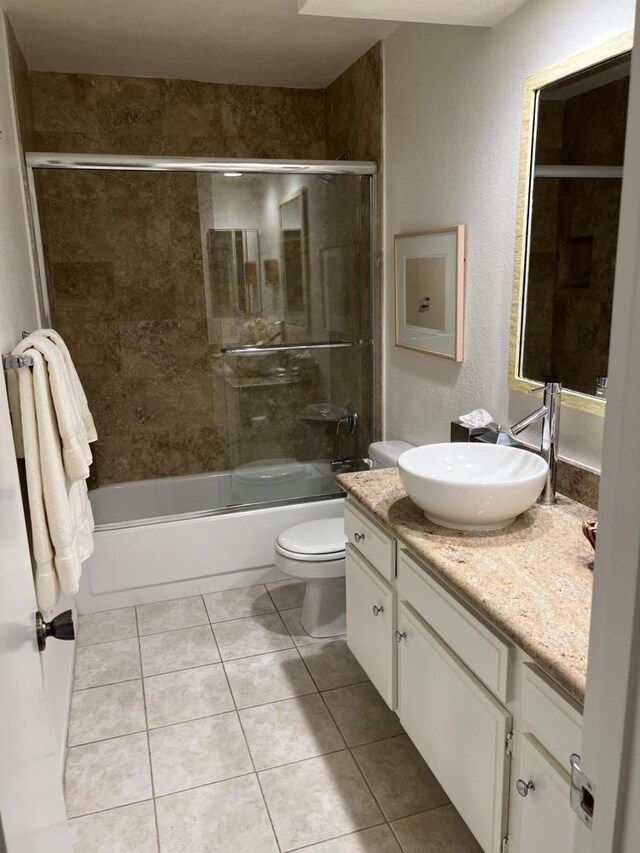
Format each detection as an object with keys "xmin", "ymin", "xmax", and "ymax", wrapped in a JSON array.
[{"xmin": 394, "ymin": 226, "xmax": 465, "ymax": 361}]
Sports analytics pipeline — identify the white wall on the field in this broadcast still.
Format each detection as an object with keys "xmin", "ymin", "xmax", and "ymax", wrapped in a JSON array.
[
  {"xmin": 0, "ymin": 13, "xmax": 74, "ymax": 775},
  {"xmin": 383, "ymin": 0, "xmax": 636, "ymax": 471}
]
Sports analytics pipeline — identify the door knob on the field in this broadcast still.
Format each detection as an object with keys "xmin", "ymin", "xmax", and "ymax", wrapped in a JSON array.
[
  {"xmin": 516, "ymin": 779, "xmax": 535, "ymax": 798},
  {"xmin": 36, "ymin": 610, "xmax": 75, "ymax": 652}
]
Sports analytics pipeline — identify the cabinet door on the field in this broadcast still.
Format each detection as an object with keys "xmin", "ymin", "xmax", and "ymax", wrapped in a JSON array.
[
  {"xmin": 516, "ymin": 734, "xmax": 576, "ymax": 853},
  {"xmin": 397, "ymin": 602, "xmax": 511, "ymax": 853},
  {"xmin": 346, "ymin": 546, "xmax": 395, "ymax": 707}
]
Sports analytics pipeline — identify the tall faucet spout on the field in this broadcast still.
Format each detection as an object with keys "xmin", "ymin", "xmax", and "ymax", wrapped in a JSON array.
[{"xmin": 509, "ymin": 405, "xmax": 547, "ymax": 438}]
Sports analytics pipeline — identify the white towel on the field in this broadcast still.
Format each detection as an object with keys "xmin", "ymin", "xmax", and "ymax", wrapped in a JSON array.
[
  {"xmin": 40, "ymin": 328, "xmax": 98, "ymax": 444},
  {"xmin": 17, "ymin": 360, "xmax": 60, "ymax": 611},
  {"xmin": 15, "ymin": 333, "xmax": 92, "ymax": 481},
  {"xmin": 18, "ymin": 350, "xmax": 94, "ymax": 611}
]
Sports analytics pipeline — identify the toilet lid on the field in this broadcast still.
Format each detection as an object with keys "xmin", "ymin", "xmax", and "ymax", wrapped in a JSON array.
[{"xmin": 276, "ymin": 518, "xmax": 346, "ymax": 559}]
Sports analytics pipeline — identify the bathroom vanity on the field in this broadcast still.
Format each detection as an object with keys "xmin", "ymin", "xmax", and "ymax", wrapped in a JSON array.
[{"xmin": 337, "ymin": 468, "xmax": 595, "ymax": 853}]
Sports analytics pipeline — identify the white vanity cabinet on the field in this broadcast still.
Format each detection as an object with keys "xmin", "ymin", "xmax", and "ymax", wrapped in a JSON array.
[
  {"xmin": 397, "ymin": 602, "xmax": 511, "ymax": 853},
  {"xmin": 343, "ymin": 497, "xmax": 585, "ymax": 853},
  {"xmin": 345, "ymin": 544, "xmax": 395, "ymax": 707},
  {"xmin": 514, "ymin": 735, "xmax": 576, "ymax": 853}
]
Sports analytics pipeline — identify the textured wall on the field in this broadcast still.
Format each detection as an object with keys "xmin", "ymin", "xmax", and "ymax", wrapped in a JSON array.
[
  {"xmin": 384, "ymin": 0, "xmax": 635, "ymax": 471},
  {"xmin": 0, "ymin": 17, "xmax": 39, "ymax": 351},
  {"xmin": 26, "ymin": 53, "xmax": 381, "ymax": 485}
]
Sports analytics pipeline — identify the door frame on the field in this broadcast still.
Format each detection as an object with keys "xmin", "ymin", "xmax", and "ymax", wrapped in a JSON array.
[{"xmin": 574, "ymin": 4, "xmax": 640, "ymax": 850}]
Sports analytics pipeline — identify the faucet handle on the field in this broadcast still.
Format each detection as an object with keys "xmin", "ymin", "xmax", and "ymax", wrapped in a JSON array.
[{"xmin": 528, "ymin": 381, "xmax": 562, "ymax": 396}]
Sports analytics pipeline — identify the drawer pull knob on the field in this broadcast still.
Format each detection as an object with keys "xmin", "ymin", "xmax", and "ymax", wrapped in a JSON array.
[
  {"xmin": 516, "ymin": 779, "xmax": 535, "ymax": 798},
  {"xmin": 394, "ymin": 630, "xmax": 407, "ymax": 643},
  {"xmin": 354, "ymin": 532, "xmax": 366, "ymax": 543},
  {"xmin": 372, "ymin": 605, "xmax": 384, "ymax": 616}
]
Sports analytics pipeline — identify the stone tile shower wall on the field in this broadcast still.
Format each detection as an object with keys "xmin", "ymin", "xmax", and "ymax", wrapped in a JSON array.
[
  {"xmin": 25, "ymin": 48, "xmax": 382, "ymax": 487},
  {"xmin": 325, "ymin": 44, "xmax": 382, "ymax": 446},
  {"xmin": 35, "ymin": 169, "xmax": 225, "ymax": 484}
]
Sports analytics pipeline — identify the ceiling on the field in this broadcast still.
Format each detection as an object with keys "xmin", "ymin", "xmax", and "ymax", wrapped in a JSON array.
[
  {"xmin": 5, "ymin": 0, "xmax": 398, "ymax": 89},
  {"xmin": 297, "ymin": 0, "xmax": 532, "ymax": 28},
  {"xmin": 6, "ymin": 0, "xmax": 532, "ymax": 89}
]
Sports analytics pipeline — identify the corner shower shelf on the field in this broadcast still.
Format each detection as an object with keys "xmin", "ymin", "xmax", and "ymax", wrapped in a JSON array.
[{"xmin": 297, "ymin": 403, "xmax": 351, "ymax": 423}]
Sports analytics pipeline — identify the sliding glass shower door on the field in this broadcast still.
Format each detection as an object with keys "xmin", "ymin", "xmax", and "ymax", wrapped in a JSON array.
[{"xmin": 29, "ymin": 158, "xmax": 374, "ymax": 521}]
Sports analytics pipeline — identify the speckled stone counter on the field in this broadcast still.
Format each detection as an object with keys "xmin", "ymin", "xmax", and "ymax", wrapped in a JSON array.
[{"xmin": 336, "ymin": 469, "xmax": 596, "ymax": 704}]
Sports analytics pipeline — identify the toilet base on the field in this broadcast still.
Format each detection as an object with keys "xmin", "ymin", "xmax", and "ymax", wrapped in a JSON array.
[{"xmin": 300, "ymin": 576, "xmax": 346, "ymax": 638}]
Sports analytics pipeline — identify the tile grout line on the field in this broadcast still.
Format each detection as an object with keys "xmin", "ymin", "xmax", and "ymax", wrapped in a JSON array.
[
  {"xmin": 208, "ymin": 600, "xmax": 284, "ymax": 853},
  {"xmin": 315, "ymin": 687, "xmax": 393, "ymax": 825},
  {"xmin": 76, "ymin": 592, "xmax": 435, "ymax": 849},
  {"xmin": 134, "ymin": 605, "xmax": 163, "ymax": 853},
  {"xmin": 286, "ymin": 819, "xmax": 391, "ymax": 852}
]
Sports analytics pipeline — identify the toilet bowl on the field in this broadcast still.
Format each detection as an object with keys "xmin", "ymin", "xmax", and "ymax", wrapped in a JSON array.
[
  {"xmin": 274, "ymin": 443, "xmax": 415, "ymax": 639},
  {"xmin": 275, "ymin": 518, "xmax": 347, "ymax": 638}
]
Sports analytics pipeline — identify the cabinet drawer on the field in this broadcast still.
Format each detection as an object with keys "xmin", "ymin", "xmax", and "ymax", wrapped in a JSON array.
[
  {"xmin": 522, "ymin": 664, "xmax": 582, "ymax": 772},
  {"xmin": 344, "ymin": 500, "xmax": 395, "ymax": 583},
  {"xmin": 397, "ymin": 602, "xmax": 511, "ymax": 853},
  {"xmin": 397, "ymin": 547, "xmax": 510, "ymax": 701},
  {"xmin": 346, "ymin": 545, "xmax": 396, "ymax": 707},
  {"xmin": 515, "ymin": 734, "xmax": 576, "ymax": 853}
]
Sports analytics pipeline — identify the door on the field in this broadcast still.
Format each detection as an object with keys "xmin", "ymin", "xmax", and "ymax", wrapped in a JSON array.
[
  {"xmin": 0, "ymin": 375, "xmax": 70, "ymax": 850},
  {"xmin": 397, "ymin": 602, "xmax": 511, "ymax": 853},
  {"xmin": 575, "ymin": 9, "xmax": 640, "ymax": 851},
  {"xmin": 516, "ymin": 735, "xmax": 575, "ymax": 853},
  {"xmin": 345, "ymin": 545, "xmax": 396, "ymax": 707}
]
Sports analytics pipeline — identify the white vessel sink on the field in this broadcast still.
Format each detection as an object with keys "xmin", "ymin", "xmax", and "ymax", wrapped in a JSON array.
[{"xmin": 397, "ymin": 443, "xmax": 548, "ymax": 531}]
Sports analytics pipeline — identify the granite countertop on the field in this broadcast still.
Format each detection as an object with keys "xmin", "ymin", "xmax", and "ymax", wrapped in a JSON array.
[{"xmin": 336, "ymin": 469, "xmax": 596, "ymax": 704}]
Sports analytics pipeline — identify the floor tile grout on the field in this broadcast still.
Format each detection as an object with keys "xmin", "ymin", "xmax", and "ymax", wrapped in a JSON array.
[
  {"xmin": 191, "ymin": 603, "xmax": 283, "ymax": 853},
  {"xmin": 67, "ymin": 591, "xmax": 459, "ymax": 852},
  {"xmin": 134, "ymin": 606, "xmax": 162, "ymax": 853}
]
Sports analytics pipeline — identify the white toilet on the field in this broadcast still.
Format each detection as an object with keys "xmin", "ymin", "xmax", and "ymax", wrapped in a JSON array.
[
  {"xmin": 275, "ymin": 518, "xmax": 347, "ymax": 638},
  {"xmin": 275, "ymin": 441, "xmax": 414, "ymax": 638}
]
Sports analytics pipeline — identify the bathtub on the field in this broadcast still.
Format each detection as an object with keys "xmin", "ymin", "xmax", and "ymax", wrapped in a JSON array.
[{"xmin": 78, "ymin": 464, "xmax": 344, "ymax": 614}]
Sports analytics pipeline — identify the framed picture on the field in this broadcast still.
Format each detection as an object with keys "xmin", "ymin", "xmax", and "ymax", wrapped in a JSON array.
[
  {"xmin": 321, "ymin": 242, "xmax": 360, "ymax": 336},
  {"xmin": 394, "ymin": 227, "xmax": 465, "ymax": 361}
]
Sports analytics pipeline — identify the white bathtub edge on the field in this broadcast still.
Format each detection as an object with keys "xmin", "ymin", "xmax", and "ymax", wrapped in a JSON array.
[{"xmin": 77, "ymin": 497, "xmax": 344, "ymax": 614}]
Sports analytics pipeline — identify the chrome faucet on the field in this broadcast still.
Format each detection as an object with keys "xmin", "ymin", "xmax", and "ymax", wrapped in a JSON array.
[
  {"xmin": 499, "ymin": 381, "xmax": 562, "ymax": 505},
  {"xmin": 336, "ymin": 404, "xmax": 358, "ymax": 436}
]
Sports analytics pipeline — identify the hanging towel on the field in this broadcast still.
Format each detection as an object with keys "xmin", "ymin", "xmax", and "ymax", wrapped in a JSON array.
[
  {"xmin": 40, "ymin": 328, "xmax": 98, "ymax": 444},
  {"xmin": 15, "ymin": 333, "xmax": 93, "ymax": 481},
  {"xmin": 17, "ymin": 359, "xmax": 60, "ymax": 611},
  {"xmin": 18, "ymin": 349, "xmax": 94, "ymax": 612}
]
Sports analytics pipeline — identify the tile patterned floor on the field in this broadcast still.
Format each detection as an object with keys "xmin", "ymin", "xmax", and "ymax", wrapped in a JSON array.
[{"xmin": 66, "ymin": 580, "xmax": 482, "ymax": 852}]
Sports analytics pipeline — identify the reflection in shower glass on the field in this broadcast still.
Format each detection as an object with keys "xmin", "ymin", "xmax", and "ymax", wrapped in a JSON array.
[{"xmin": 32, "ymin": 166, "xmax": 373, "ymax": 523}]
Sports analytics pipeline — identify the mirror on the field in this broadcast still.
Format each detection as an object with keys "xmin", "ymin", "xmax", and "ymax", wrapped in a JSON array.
[
  {"xmin": 510, "ymin": 34, "xmax": 632, "ymax": 412},
  {"xmin": 280, "ymin": 188, "xmax": 310, "ymax": 327},
  {"xmin": 207, "ymin": 228, "xmax": 262, "ymax": 318}
]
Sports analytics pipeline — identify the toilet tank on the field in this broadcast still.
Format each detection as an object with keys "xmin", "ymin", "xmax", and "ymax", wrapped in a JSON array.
[{"xmin": 368, "ymin": 441, "xmax": 415, "ymax": 469}]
